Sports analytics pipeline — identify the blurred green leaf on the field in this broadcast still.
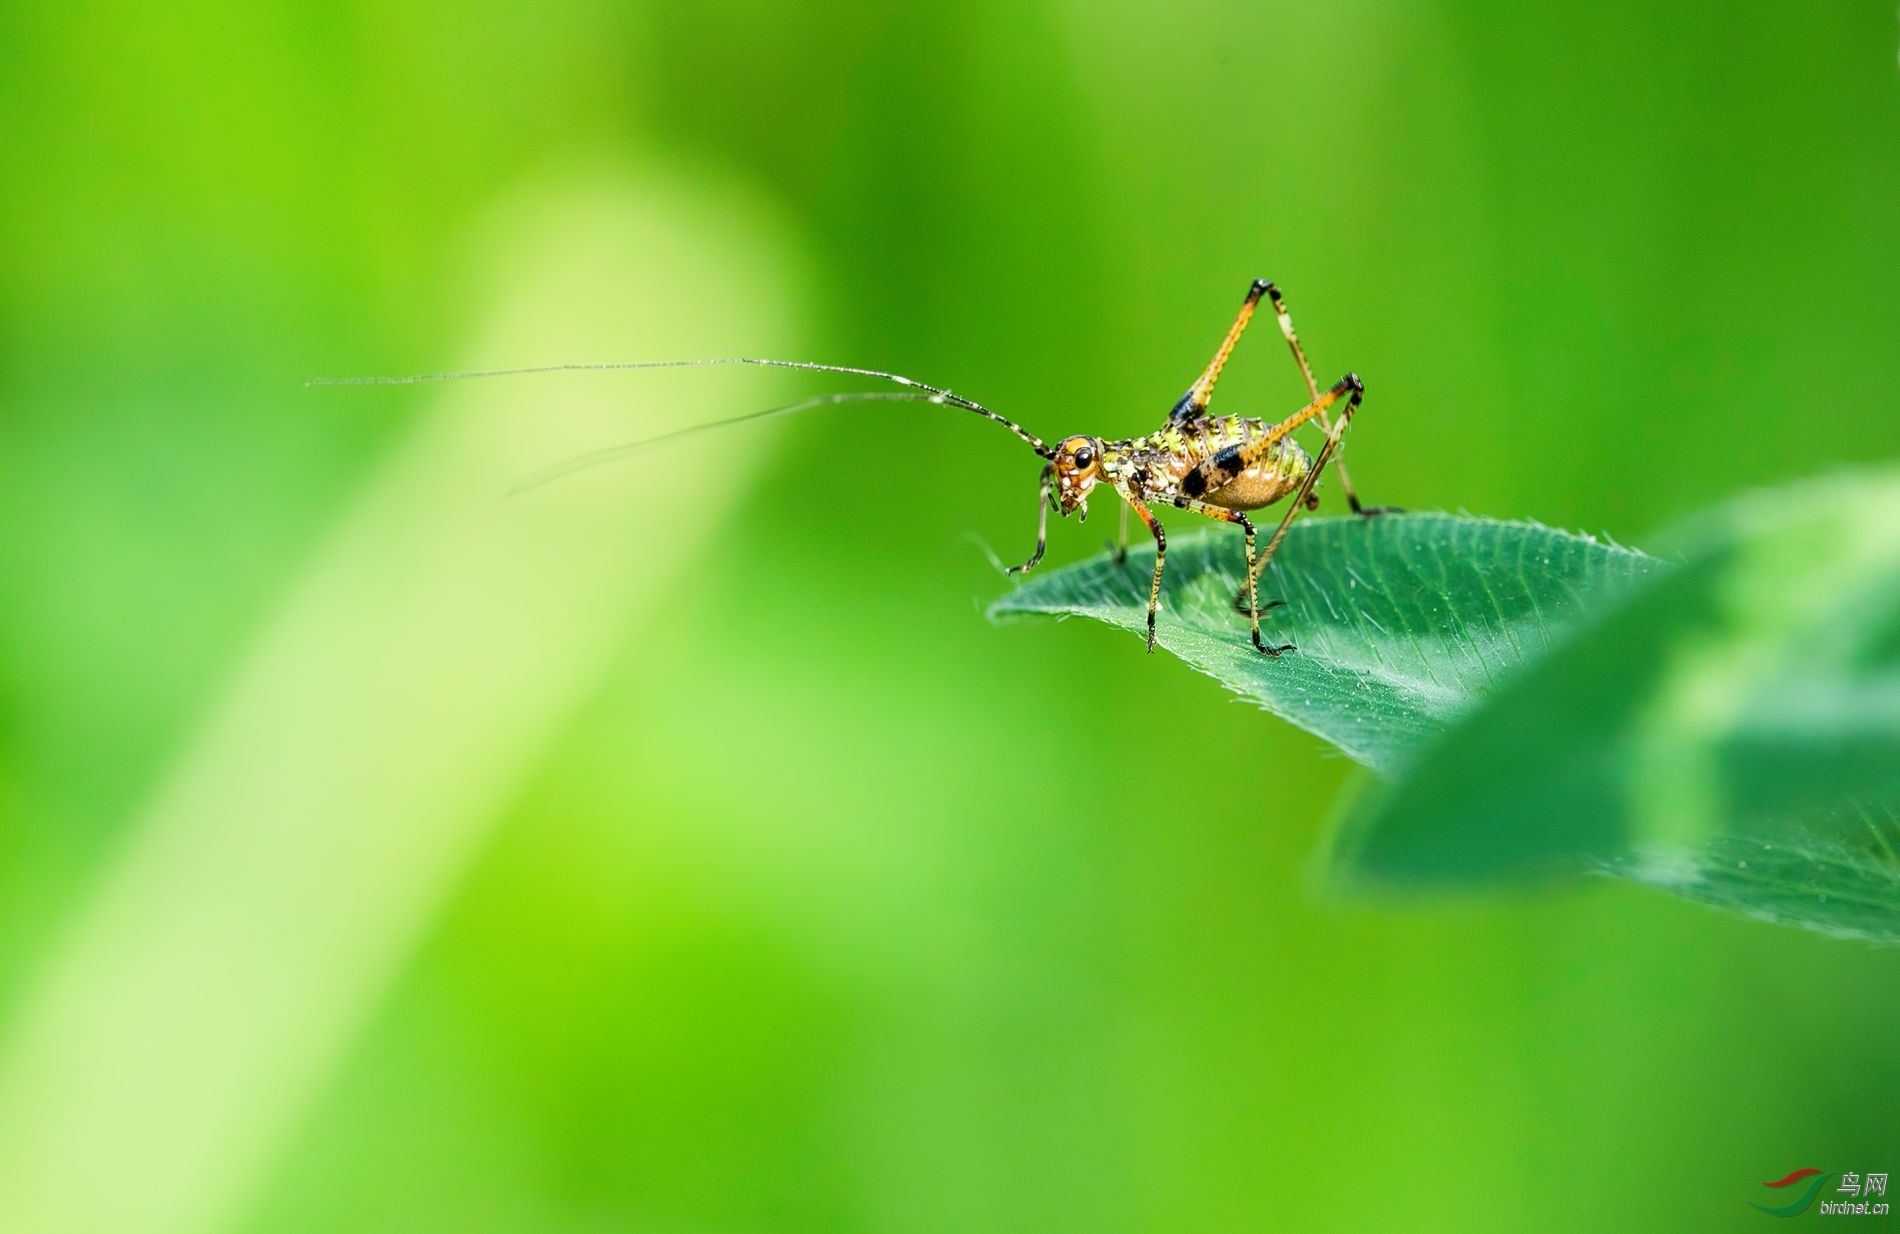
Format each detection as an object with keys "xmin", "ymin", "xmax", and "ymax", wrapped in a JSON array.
[
  {"xmin": 989, "ymin": 513, "xmax": 1661, "ymax": 771},
  {"xmin": 1331, "ymin": 471, "xmax": 1900, "ymax": 943}
]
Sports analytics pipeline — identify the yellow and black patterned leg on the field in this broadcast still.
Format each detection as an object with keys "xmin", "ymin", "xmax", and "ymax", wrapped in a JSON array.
[
  {"xmin": 1263, "ymin": 282, "xmax": 1396, "ymax": 517},
  {"xmin": 1173, "ymin": 499, "xmax": 1292, "ymax": 654},
  {"xmin": 1169, "ymin": 278, "xmax": 1273, "ymax": 425},
  {"xmin": 1006, "ymin": 464, "xmax": 1053, "ymax": 575},
  {"xmin": 1128, "ymin": 498, "xmax": 1166, "ymax": 652}
]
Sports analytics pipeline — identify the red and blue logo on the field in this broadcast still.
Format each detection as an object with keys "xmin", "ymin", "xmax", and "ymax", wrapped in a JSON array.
[{"xmin": 1750, "ymin": 1168, "xmax": 1834, "ymax": 1217}]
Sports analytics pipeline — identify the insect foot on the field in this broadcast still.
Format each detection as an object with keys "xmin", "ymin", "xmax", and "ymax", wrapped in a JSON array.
[{"xmin": 1252, "ymin": 631, "xmax": 1296, "ymax": 657}]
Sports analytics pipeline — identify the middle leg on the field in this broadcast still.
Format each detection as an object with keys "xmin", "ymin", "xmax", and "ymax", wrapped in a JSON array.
[
  {"xmin": 1171, "ymin": 498, "xmax": 1293, "ymax": 655},
  {"xmin": 1125, "ymin": 497, "xmax": 1167, "ymax": 653}
]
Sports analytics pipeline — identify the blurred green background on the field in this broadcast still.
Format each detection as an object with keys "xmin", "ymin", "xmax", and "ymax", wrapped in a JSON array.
[{"xmin": 3, "ymin": 2, "xmax": 1898, "ymax": 1231}]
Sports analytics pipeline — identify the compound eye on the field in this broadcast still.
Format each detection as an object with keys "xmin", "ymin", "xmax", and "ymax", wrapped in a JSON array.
[{"xmin": 1072, "ymin": 444, "xmax": 1095, "ymax": 470}]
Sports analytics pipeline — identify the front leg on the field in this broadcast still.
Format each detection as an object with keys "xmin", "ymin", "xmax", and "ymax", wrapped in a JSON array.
[
  {"xmin": 1127, "ymin": 498, "xmax": 1166, "ymax": 652},
  {"xmin": 1006, "ymin": 465, "xmax": 1054, "ymax": 575}
]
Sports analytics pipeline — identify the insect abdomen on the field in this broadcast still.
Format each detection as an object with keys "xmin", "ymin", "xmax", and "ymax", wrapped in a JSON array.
[
  {"xmin": 1111, "ymin": 416, "xmax": 1311, "ymax": 510},
  {"xmin": 1205, "ymin": 437, "xmax": 1310, "ymax": 510}
]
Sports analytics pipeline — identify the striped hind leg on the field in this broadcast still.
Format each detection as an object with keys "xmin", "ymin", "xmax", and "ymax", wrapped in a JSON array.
[
  {"xmin": 1260, "ymin": 283, "xmax": 1395, "ymax": 516},
  {"xmin": 1169, "ymin": 278, "xmax": 1273, "ymax": 424},
  {"xmin": 1234, "ymin": 376, "xmax": 1367, "ymax": 612}
]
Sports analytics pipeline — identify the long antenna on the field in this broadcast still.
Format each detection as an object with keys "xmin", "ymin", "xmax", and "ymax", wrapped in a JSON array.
[
  {"xmin": 306, "ymin": 356, "xmax": 1053, "ymax": 458},
  {"xmin": 507, "ymin": 390, "xmax": 948, "ymax": 495}
]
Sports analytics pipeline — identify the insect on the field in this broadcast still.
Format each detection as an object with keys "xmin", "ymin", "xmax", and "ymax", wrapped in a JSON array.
[
  {"xmin": 1001, "ymin": 277, "xmax": 1387, "ymax": 655},
  {"xmin": 311, "ymin": 277, "xmax": 1386, "ymax": 655}
]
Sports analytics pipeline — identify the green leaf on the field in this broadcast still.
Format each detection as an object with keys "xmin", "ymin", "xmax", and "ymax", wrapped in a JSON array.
[
  {"xmin": 988, "ymin": 513, "xmax": 1662, "ymax": 772},
  {"xmin": 1331, "ymin": 472, "xmax": 1900, "ymax": 943}
]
